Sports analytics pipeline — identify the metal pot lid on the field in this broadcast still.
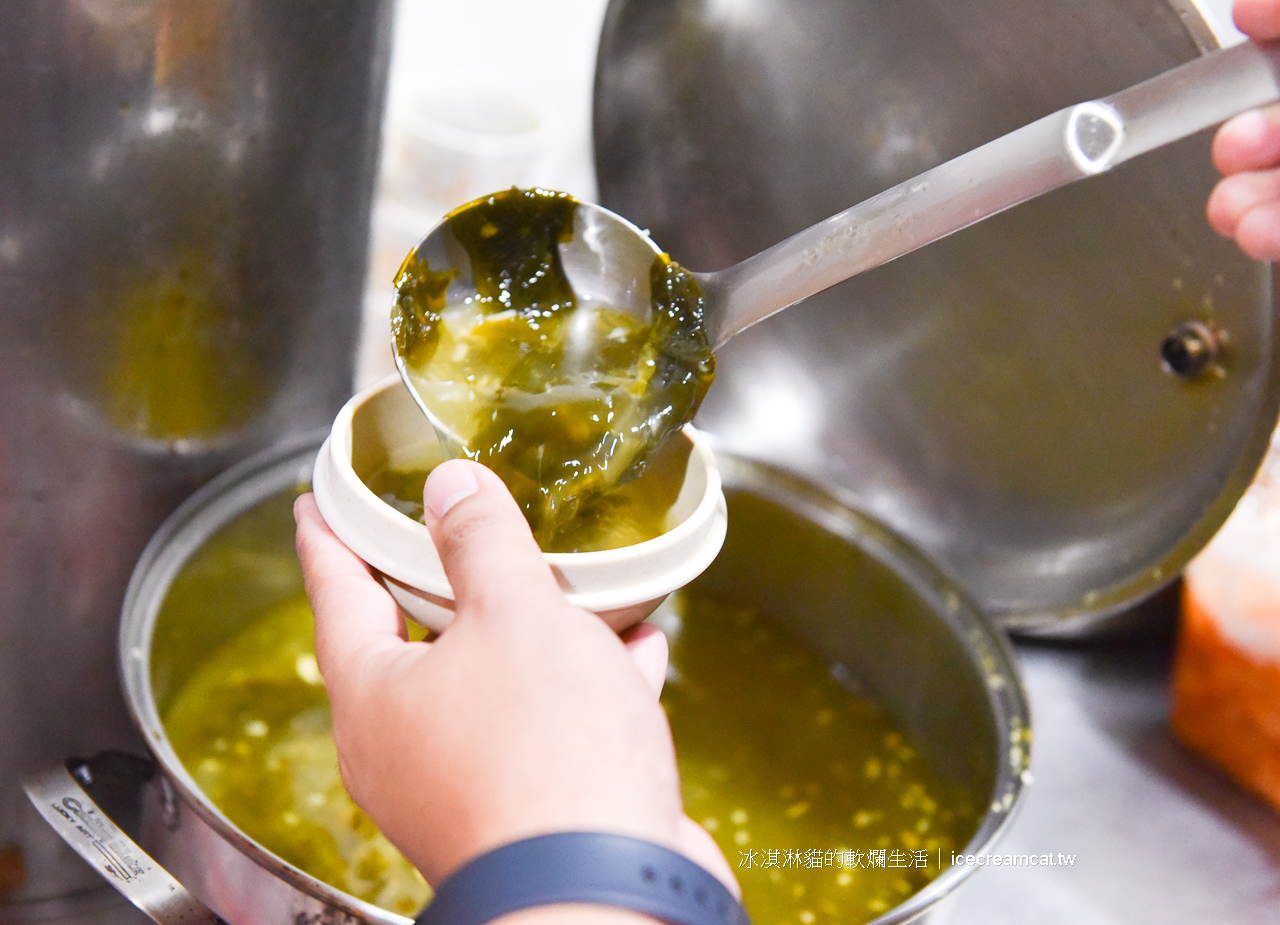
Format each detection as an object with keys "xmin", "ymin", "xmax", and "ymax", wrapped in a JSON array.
[{"xmin": 592, "ymin": 0, "xmax": 1280, "ymax": 634}]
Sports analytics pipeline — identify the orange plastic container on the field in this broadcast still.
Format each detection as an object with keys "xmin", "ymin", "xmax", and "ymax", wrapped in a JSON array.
[{"xmin": 1173, "ymin": 442, "xmax": 1280, "ymax": 813}]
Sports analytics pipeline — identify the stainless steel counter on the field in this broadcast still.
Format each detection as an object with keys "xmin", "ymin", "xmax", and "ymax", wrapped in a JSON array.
[{"xmin": 952, "ymin": 613, "xmax": 1280, "ymax": 924}]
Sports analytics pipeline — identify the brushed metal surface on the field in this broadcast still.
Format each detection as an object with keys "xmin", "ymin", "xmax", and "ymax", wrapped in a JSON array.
[
  {"xmin": 592, "ymin": 0, "xmax": 1280, "ymax": 633},
  {"xmin": 956, "ymin": 623, "xmax": 1280, "ymax": 924},
  {"xmin": 0, "ymin": 1, "xmax": 393, "ymax": 908}
]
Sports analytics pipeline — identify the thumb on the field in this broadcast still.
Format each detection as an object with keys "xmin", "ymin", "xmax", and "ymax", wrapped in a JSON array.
[{"xmin": 424, "ymin": 459, "xmax": 567, "ymax": 624}]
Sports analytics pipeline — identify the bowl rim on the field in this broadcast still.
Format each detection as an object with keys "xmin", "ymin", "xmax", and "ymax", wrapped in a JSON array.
[{"xmin": 312, "ymin": 373, "xmax": 729, "ymax": 610}]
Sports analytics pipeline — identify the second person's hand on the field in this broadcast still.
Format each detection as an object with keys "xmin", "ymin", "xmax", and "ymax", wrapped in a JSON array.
[{"xmin": 1207, "ymin": 0, "xmax": 1280, "ymax": 258}]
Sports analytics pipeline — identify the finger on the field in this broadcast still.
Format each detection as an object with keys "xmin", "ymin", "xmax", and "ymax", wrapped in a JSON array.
[
  {"xmin": 1235, "ymin": 199, "xmax": 1280, "ymax": 260},
  {"xmin": 1207, "ymin": 168, "xmax": 1280, "ymax": 243},
  {"xmin": 1213, "ymin": 107, "xmax": 1280, "ymax": 175},
  {"xmin": 1207, "ymin": 168, "xmax": 1280, "ymax": 233},
  {"xmin": 1234, "ymin": 0, "xmax": 1280, "ymax": 39},
  {"xmin": 621, "ymin": 622, "xmax": 669, "ymax": 697},
  {"xmin": 423, "ymin": 459, "xmax": 567, "ymax": 625},
  {"xmin": 295, "ymin": 494, "xmax": 407, "ymax": 680}
]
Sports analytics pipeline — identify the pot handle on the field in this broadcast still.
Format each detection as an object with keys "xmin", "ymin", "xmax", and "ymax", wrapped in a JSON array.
[{"xmin": 22, "ymin": 754, "xmax": 227, "ymax": 925}]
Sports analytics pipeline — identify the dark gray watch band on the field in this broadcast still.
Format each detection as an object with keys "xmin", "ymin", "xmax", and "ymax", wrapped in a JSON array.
[{"xmin": 414, "ymin": 832, "xmax": 751, "ymax": 925}]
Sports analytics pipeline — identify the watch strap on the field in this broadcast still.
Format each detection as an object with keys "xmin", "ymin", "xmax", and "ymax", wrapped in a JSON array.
[{"xmin": 414, "ymin": 831, "xmax": 750, "ymax": 925}]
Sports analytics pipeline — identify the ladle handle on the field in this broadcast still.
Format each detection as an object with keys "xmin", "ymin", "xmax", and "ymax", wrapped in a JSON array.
[
  {"xmin": 22, "ymin": 759, "xmax": 227, "ymax": 925},
  {"xmin": 706, "ymin": 40, "xmax": 1280, "ymax": 348},
  {"xmin": 1105, "ymin": 38, "xmax": 1280, "ymax": 167}
]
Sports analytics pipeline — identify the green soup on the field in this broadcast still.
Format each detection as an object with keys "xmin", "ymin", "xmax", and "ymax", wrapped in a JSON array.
[
  {"xmin": 159, "ymin": 485, "xmax": 973, "ymax": 924},
  {"xmin": 659, "ymin": 592, "xmax": 975, "ymax": 923},
  {"xmin": 357, "ymin": 427, "xmax": 692, "ymax": 554}
]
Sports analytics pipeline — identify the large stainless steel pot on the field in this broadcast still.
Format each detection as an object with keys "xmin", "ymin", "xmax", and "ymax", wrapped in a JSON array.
[
  {"xmin": 592, "ymin": 0, "xmax": 1279, "ymax": 635},
  {"xmin": 96, "ymin": 435, "xmax": 1028, "ymax": 925},
  {"xmin": 0, "ymin": 2, "xmax": 393, "ymax": 913}
]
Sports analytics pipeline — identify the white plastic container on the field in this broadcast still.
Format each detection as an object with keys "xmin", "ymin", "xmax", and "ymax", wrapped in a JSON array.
[{"xmin": 312, "ymin": 375, "xmax": 728, "ymax": 632}]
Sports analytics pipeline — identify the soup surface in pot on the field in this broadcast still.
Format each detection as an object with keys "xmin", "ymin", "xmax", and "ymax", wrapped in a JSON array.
[
  {"xmin": 163, "ymin": 594, "xmax": 431, "ymax": 914},
  {"xmin": 659, "ymin": 591, "xmax": 977, "ymax": 922},
  {"xmin": 159, "ymin": 486, "xmax": 976, "ymax": 923}
]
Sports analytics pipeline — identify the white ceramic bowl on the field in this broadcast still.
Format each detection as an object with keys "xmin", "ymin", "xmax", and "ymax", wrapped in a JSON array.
[{"xmin": 312, "ymin": 375, "xmax": 728, "ymax": 633}]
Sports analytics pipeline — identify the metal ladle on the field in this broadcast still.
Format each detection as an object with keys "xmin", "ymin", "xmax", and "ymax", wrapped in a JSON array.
[
  {"xmin": 396, "ymin": 40, "xmax": 1280, "ymax": 497},
  {"xmin": 413, "ymin": 40, "xmax": 1280, "ymax": 353}
]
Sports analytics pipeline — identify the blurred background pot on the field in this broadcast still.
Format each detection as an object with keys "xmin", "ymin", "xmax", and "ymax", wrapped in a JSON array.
[
  {"xmin": 0, "ymin": 1, "xmax": 393, "ymax": 914},
  {"xmin": 593, "ymin": 0, "xmax": 1280, "ymax": 636}
]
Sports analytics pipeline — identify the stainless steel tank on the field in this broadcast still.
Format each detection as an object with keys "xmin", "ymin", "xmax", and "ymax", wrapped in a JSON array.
[
  {"xmin": 0, "ymin": 1, "xmax": 393, "ymax": 914},
  {"xmin": 593, "ymin": 0, "xmax": 1279, "ymax": 636}
]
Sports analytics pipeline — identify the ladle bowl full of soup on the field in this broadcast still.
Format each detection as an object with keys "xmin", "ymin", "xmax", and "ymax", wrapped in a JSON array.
[{"xmin": 116, "ymin": 436, "xmax": 1028, "ymax": 925}]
